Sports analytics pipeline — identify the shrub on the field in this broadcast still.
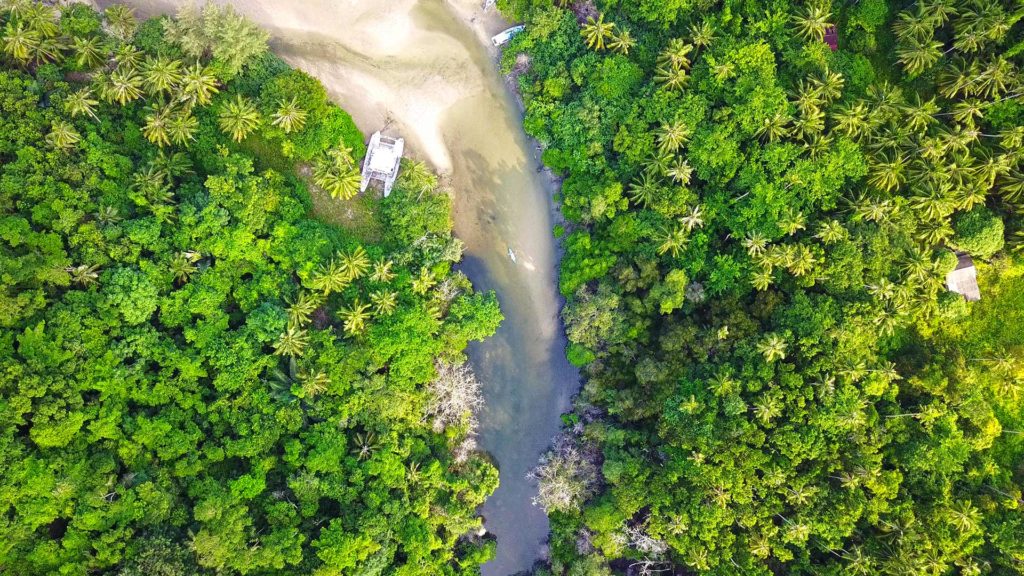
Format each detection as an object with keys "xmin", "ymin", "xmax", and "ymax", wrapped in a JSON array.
[{"xmin": 951, "ymin": 207, "xmax": 1005, "ymax": 260}]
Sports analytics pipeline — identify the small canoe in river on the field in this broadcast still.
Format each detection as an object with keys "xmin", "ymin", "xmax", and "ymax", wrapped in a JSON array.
[
  {"xmin": 491, "ymin": 25, "xmax": 525, "ymax": 47},
  {"xmin": 508, "ymin": 248, "xmax": 517, "ymax": 263}
]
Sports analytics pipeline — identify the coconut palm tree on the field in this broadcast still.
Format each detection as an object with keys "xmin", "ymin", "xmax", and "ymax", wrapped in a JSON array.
[
  {"xmin": 792, "ymin": 3, "xmax": 832, "ymax": 42},
  {"xmin": 897, "ymin": 37, "xmax": 944, "ymax": 76},
  {"xmin": 656, "ymin": 119, "xmax": 691, "ymax": 154},
  {"xmin": 64, "ymin": 88, "xmax": 99, "ymax": 120},
  {"xmin": 901, "ymin": 94, "xmax": 939, "ymax": 133},
  {"xmin": 23, "ymin": 3, "xmax": 59, "ymax": 38},
  {"xmin": 370, "ymin": 258, "xmax": 395, "ymax": 283},
  {"xmin": 101, "ymin": 66, "xmax": 144, "ymax": 105},
  {"xmin": 142, "ymin": 56, "xmax": 183, "ymax": 96},
  {"xmin": 751, "ymin": 268, "xmax": 774, "ymax": 291},
  {"xmin": 742, "ymin": 231, "xmax": 769, "ymax": 256},
  {"xmin": 756, "ymin": 112, "xmax": 791, "ymax": 142},
  {"xmin": 868, "ymin": 153, "xmax": 908, "ymax": 192},
  {"xmin": 654, "ymin": 62, "xmax": 689, "ymax": 92},
  {"xmin": 218, "ymin": 94, "xmax": 261, "ymax": 142},
  {"xmin": 757, "ymin": 334, "xmax": 788, "ymax": 362},
  {"xmin": 113, "ymin": 44, "xmax": 143, "ymax": 69},
  {"xmin": 628, "ymin": 172, "xmax": 659, "ymax": 207},
  {"xmin": 815, "ymin": 220, "xmax": 846, "ymax": 244},
  {"xmin": 832, "ymin": 102, "xmax": 871, "ymax": 140},
  {"xmin": 273, "ymin": 327, "xmax": 309, "ymax": 357},
  {"xmin": 680, "ymin": 204, "xmax": 705, "ymax": 231},
  {"xmin": 339, "ymin": 299, "xmax": 372, "ymax": 336},
  {"xmin": 72, "ymin": 35, "xmax": 105, "ymax": 69},
  {"xmin": 168, "ymin": 111, "xmax": 199, "ymax": 147},
  {"xmin": 412, "ymin": 268, "xmax": 436, "ymax": 295},
  {"xmin": 892, "ymin": 7, "xmax": 936, "ymax": 43},
  {"xmin": 96, "ymin": 205, "xmax": 122, "ymax": 226},
  {"xmin": 46, "ymin": 120, "xmax": 81, "ymax": 151},
  {"xmin": 143, "ymin": 106, "xmax": 173, "ymax": 147},
  {"xmin": 287, "ymin": 291, "xmax": 322, "ymax": 329},
  {"xmin": 298, "ymin": 370, "xmax": 330, "ymax": 398},
  {"xmin": 151, "ymin": 150, "xmax": 194, "ymax": 181},
  {"xmin": 779, "ymin": 209, "xmax": 806, "ymax": 236},
  {"xmin": 581, "ymin": 13, "xmax": 614, "ymax": 51},
  {"xmin": 179, "ymin": 63, "xmax": 220, "ymax": 107},
  {"xmin": 607, "ymin": 28, "xmax": 635, "ymax": 55},
  {"xmin": 170, "ymin": 251, "xmax": 200, "ymax": 284},
  {"xmin": 788, "ymin": 245, "xmax": 816, "ymax": 276},
  {"xmin": 812, "ymin": 68, "xmax": 845, "ymax": 102},
  {"xmin": 339, "ymin": 246, "xmax": 370, "ymax": 280},
  {"xmin": 656, "ymin": 224, "xmax": 688, "ymax": 258},
  {"xmin": 660, "ymin": 38, "xmax": 694, "ymax": 70},
  {"xmin": 853, "ymin": 194, "xmax": 898, "ymax": 224},
  {"xmin": 67, "ymin": 264, "xmax": 100, "ymax": 285},
  {"xmin": 689, "ymin": 21, "xmax": 715, "ymax": 49},
  {"xmin": 104, "ymin": 5, "xmax": 138, "ymax": 40},
  {"xmin": 666, "ymin": 158, "xmax": 693, "ymax": 185},
  {"xmin": 370, "ymin": 290, "xmax": 398, "ymax": 316},
  {"xmin": 313, "ymin": 161, "xmax": 362, "ymax": 200},
  {"xmin": 2, "ymin": 21, "xmax": 38, "ymax": 63},
  {"xmin": 271, "ymin": 96, "xmax": 308, "ymax": 133},
  {"xmin": 309, "ymin": 260, "xmax": 349, "ymax": 295}
]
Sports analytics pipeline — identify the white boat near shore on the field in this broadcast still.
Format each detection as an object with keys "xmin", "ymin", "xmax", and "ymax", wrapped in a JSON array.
[{"xmin": 491, "ymin": 25, "xmax": 525, "ymax": 47}]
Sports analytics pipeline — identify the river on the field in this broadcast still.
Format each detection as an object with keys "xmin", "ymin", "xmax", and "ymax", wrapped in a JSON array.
[{"xmin": 93, "ymin": 1, "xmax": 580, "ymax": 574}]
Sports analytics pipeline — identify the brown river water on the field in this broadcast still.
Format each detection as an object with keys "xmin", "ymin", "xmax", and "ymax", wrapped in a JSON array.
[{"xmin": 93, "ymin": 1, "xmax": 580, "ymax": 573}]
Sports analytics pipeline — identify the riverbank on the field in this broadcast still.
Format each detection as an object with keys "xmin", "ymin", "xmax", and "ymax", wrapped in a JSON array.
[{"xmin": 90, "ymin": 1, "xmax": 579, "ymax": 574}]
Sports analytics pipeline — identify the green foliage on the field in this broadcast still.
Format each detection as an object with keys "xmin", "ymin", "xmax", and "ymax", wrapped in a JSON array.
[
  {"xmin": 952, "ymin": 206, "xmax": 1006, "ymax": 260},
  {"xmin": 0, "ymin": 3, "xmax": 500, "ymax": 575},
  {"xmin": 505, "ymin": 0, "xmax": 1024, "ymax": 573}
]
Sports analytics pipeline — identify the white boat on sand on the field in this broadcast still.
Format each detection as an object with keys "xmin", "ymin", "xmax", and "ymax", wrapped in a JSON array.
[
  {"xmin": 360, "ymin": 131, "xmax": 404, "ymax": 197},
  {"xmin": 491, "ymin": 25, "xmax": 525, "ymax": 47}
]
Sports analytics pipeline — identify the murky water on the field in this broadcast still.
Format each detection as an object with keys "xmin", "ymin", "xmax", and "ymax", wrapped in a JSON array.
[{"xmin": 95, "ymin": 1, "xmax": 579, "ymax": 573}]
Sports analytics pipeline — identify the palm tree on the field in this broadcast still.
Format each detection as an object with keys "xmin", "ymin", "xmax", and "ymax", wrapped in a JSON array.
[
  {"xmin": 72, "ymin": 36, "xmax": 105, "ymax": 70},
  {"xmin": 779, "ymin": 209, "xmax": 806, "ymax": 235},
  {"xmin": 286, "ymin": 291, "xmax": 323, "ymax": 329},
  {"xmin": 104, "ymin": 5, "xmax": 138, "ymax": 40},
  {"xmin": 656, "ymin": 224, "xmax": 688, "ymax": 258},
  {"xmin": 96, "ymin": 205, "xmax": 122, "ymax": 226},
  {"xmin": 852, "ymin": 194, "xmax": 897, "ymax": 224},
  {"xmin": 581, "ymin": 13, "xmax": 614, "ymax": 51},
  {"xmin": 101, "ymin": 67, "xmax": 144, "ymax": 105},
  {"xmin": 2, "ymin": 21, "xmax": 38, "ymax": 63},
  {"xmin": 654, "ymin": 62, "xmax": 689, "ymax": 92},
  {"xmin": 46, "ymin": 120, "xmax": 81, "ymax": 151},
  {"xmin": 339, "ymin": 299, "xmax": 372, "ymax": 336},
  {"xmin": 170, "ymin": 251, "xmax": 200, "ymax": 283},
  {"xmin": 143, "ymin": 106, "xmax": 172, "ymax": 147},
  {"xmin": 897, "ymin": 37, "xmax": 943, "ymax": 76},
  {"xmin": 901, "ymin": 95, "xmax": 939, "ymax": 133},
  {"xmin": 313, "ymin": 162, "xmax": 362, "ymax": 200},
  {"xmin": 892, "ymin": 7, "xmax": 936, "ymax": 43},
  {"xmin": 370, "ymin": 290, "xmax": 398, "ymax": 316},
  {"xmin": 656, "ymin": 119, "xmax": 691, "ymax": 154},
  {"xmin": 271, "ymin": 96, "xmax": 308, "ymax": 133},
  {"xmin": 660, "ymin": 39, "xmax": 694, "ymax": 70},
  {"xmin": 667, "ymin": 158, "xmax": 693, "ymax": 185},
  {"xmin": 607, "ymin": 28, "xmax": 636, "ymax": 55},
  {"xmin": 689, "ymin": 21, "xmax": 715, "ymax": 49},
  {"xmin": 67, "ymin": 264, "xmax": 100, "ymax": 285},
  {"xmin": 352, "ymin": 431, "xmax": 378, "ymax": 460},
  {"xmin": 792, "ymin": 3, "xmax": 832, "ymax": 42},
  {"xmin": 628, "ymin": 173, "xmax": 659, "ymax": 207},
  {"xmin": 65, "ymin": 89, "xmax": 99, "ymax": 120},
  {"xmin": 142, "ymin": 56, "xmax": 183, "ymax": 96},
  {"xmin": 298, "ymin": 370, "xmax": 330, "ymax": 398},
  {"xmin": 832, "ymin": 102, "xmax": 871, "ymax": 140},
  {"xmin": 370, "ymin": 258, "xmax": 395, "ymax": 283},
  {"xmin": 412, "ymin": 268, "xmax": 436, "ymax": 295},
  {"xmin": 868, "ymin": 153, "xmax": 908, "ymax": 192},
  {"xmin": 789, "ymin": 244, "xmax": 816, "ymax": 276},
  {"xmin": 309, "ymin": 260, "xmax": 349, "ymax": 295},
  {"xmin": 179, "ymin": 63, "xmax": 220, "ymax": 107},
  {"xmin": 152, "ymin": 150, "xmax": 194, "ymax": 181},
  {"xmin": 273, "ymin": 327, "xmax": 309, "ymax": 357},
  {"xmin": 113, "ymin": 44, "xmax": 143, "ymax": 69},
  {"xmin": 742, "ymin": 231, "xmax": 769, "ymax": 256},
  {"xmin": 218, "ymin": 94, "xmax": 261, "ymax": 142},
  {"xmin": 30, "ymin": 35, "xmax": 64, "ymax": 66},
  {"xmin": 168, "ymin": 111, "xmax": 199, "ymax": 147},
  {"xmin": 339, "ymin": 246, "xmax": 370, "ymax": 280},
  {"xmin": 756, "ymin": 112, "xmax": 791, "ymax": 142},
  {"xmin": 757, "ymin": 334, "xmax": 787, "ymax": 362},
  {"xmin": 751, "ymin": 268, "xmax": 774, "ymax": 291},
  {"xmin": 815, "ymin": 220, "xmax": 846, "ymax": 244},
  {"xmin": 680, "ymin": 205, "xmax": 705, "ymax": 231}
]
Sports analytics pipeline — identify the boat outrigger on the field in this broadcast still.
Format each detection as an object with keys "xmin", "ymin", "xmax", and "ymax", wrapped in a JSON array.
[
  {"xmin": 491, "ymin": 25, "xmax": 525, "ymax": 47},
  {"xmin": 360, "ymin": 131, "xmax": 405, "ymax": 197}
]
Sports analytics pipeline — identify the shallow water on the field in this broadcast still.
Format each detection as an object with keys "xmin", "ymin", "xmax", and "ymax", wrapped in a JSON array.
[{"xmin": 95, "ymin": 1, "xmax": 579, "ymax": 573}]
